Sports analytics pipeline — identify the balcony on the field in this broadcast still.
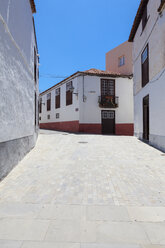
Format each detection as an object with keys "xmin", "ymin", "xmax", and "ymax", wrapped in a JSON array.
[{"xmin": 98, "ymin": 96, "xmax": 119, "ymax": 108}]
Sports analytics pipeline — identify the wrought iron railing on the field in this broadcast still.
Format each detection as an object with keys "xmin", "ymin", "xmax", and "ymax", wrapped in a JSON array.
[{"xmin": 98, "ymin": 96, "xmax": 119, "ymax": 108}]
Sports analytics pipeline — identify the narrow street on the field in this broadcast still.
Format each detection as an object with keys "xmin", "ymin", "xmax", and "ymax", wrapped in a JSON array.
[{"xmin": 0, "ymin": 130, "xmax": 165, "ymax": 247}]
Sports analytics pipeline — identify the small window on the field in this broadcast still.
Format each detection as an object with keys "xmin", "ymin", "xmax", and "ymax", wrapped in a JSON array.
[
  {"xmin": 141, "ymin": 44, "xmax": 149, "ymax": 87},
  {"xmin": 142, "ymin": 6, "xmax": 147, "ymax": 31},
  {"xmin": 56, "ymin": 113, "xmax": 60, "ymax": 119},
  {"xmin": 66, "ymin": 81, "xmax": 73, "ymax": 106},
  {"xmin": 118, "ymin": 56, "xmax": 125, "ymax": 67},
  {"xmin": 39, "ymin": 116, "xmax": 41, "ymax": 121},
  {"xmin": 47, "ymin": 114, "xmax": 50, "ymax": 119},
  {"xmin": 55, "ymin": 88, "xmax": 60, "ymax": 109},
  {"xmin": 47, "ymin": 93, "xmax": 51, "ymax": 111}
]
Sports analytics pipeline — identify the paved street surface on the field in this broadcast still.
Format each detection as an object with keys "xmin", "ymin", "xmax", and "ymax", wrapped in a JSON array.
[{"xmin": 0, "ymin": 130, "xmax": 165, "ymax": 248}]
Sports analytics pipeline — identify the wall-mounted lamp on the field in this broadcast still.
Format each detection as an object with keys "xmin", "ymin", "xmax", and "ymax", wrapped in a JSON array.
[{"xmin": 69, "ymin": 86, "xmax": 78, "ymax": 96}]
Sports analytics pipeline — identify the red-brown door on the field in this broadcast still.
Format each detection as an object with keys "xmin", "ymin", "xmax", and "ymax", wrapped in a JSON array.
[{"xmin": 102, "ymin": 110, "xmax": 115, "ymax": 135}]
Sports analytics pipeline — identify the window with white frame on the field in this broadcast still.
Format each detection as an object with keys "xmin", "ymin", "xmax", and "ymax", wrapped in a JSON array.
[{"xmin": 118, "ymin": 56, "xmax": 125, "ymax": 67}]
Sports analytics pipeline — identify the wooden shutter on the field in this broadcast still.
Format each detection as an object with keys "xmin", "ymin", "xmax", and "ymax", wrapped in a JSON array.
[
  {"xmin": 66, "ymin": 81, "xmax": 73, "ymax": 106},
  {"xmin": 55, "ymin": 88, "xmax": 60, "ymax": 109},
  {"xmin": 47, "ymin": 93, "xmax": 51, "ymax": 111},
  {"xmin": 142, "ymin": 45, "xmax": 149, "ymax": 87},
  {"xmin": 34, "ymin": 47, "xmax": 37, "ymax": 83}
]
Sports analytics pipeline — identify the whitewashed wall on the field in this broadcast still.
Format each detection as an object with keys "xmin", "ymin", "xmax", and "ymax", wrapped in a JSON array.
[
  {"xmin": 79, "ymin": 75, "xmax": 134, "ymax": 124},
  {"xmin": 133, "ymin": 0, "xmax": 165, "ymax": 150},
  {"xmin": 133, "ymin": 0, "xmax": 165, "ymax": 95},
  {"xmin": 40, "ymin": 74, "xmax": 133, "ymax": 126},
  {"xmin": 40, "ymin": 76, "xmax": 79, "ymax": 123},
  {"xmin": 0, "ymin": 0, "xmax": 38, "ymax": 143}
]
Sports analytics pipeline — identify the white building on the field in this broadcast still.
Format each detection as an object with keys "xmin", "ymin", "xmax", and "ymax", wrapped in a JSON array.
[
  {"xmin": 129, "ymin": 0, "xmax": 165, "ymax": 151},
  {"xmin": 0, "ymin": 0, "xmax": 39, "ymax": 179},
  {"xmin": 40, "ymin": 69, "xmax": 134, "ymax": 135}
]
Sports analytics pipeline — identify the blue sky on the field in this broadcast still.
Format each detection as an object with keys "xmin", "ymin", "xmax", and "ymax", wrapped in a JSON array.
[{"xmin": 34, "ymin": 0, "xmax": 140, "ymax": 92}]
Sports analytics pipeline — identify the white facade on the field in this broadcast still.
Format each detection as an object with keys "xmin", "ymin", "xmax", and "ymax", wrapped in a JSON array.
[
  {"xmin": 130, "ymin": 0, "xmax": 165, "ymax": 151},
  {"xmin": 40, "ymin": 71, "xmax": 134, "ymax": 135},
  {"xmin": 0, "ymin": 0, "xmax": 39, "ymax": 179}
]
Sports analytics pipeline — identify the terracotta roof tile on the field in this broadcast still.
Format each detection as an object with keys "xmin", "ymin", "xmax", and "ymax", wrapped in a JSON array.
[
  {"xmin": 83, "ymin": 68, "xmax": 122, "ymax": 76},
  {"xmin": 40, "ymin": 69, "xmax": 132, "ymax": 96}
]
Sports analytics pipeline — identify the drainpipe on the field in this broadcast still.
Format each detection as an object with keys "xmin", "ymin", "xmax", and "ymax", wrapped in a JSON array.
[{"xmin": 83, "ymin": 75, "xmax": 85, "ymax": 102}]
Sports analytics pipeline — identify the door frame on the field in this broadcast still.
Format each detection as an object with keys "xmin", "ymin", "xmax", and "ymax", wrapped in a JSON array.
[{"xmin": 101, "ymin": 110, "xmax": 116, "ymax": 135}]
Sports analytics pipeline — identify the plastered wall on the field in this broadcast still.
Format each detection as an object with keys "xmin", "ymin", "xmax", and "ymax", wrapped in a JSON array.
[{"xmin": 0, "ymin": 0, "xmax": 39, "ymax": 143}]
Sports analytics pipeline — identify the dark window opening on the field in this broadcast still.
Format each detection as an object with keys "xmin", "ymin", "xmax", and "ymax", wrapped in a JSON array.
[
  {"xmin": 142, "ymin": 6, "xmax": 148, "ymax": 31},
  {"xmin": 55, "ymin": 88, "xmax": 60, "ymax": 109},
  {"xmin": 56, "ymin": 113, "xmax": 60, "ymax": 119},
  {"xmin": 34, "ymin": 47, "xmax": 37, "ymax": 83},
  {"xmin": 39, "ymin": 98, "xmax": 42, "ymax": 113},
  {"xmin": 47, "ymin": 93, "xmax": 51, "ymax": 111},
  {"xmin": 141, "ymin": 44, "xmax": 149, "ymax": 87},
  {"xmin": 66, "ymin": 81, "xmax": 73, "ymax": 106},
  {"xmin": 35, "ymin": 92, "xmax": 37, "ymax": 126},
  {"xmin": 101, "ymin": 79, "xmax": 115, "ymax": 97}
]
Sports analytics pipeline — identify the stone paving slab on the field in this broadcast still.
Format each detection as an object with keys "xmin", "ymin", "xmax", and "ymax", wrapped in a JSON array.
[
  {"xmin": 0, "ymin": 131, "xmax": 165, "ymax": 246},
  {"xmin": 127, "ymin": 207, "xmax": 165, "ymax": 222},
  {"xmin": 21, "ymin": 242, "xmax": 80, "ymax": 248},
  {"xmin": 37, "ymin": 204, "xmax": 84, "ymax": 220},
  {"xmin": 96, "ymin": 221, "xmax": 150, "ymax": 244},
  {"xmin": 81, "ymin": 244, "xmax": 141, "ymax": 248},
  {"xmin": 0, "ymin": 240, "xmax": 23, "ymax": 248},
  {"xmin": 141, "ymin": 223, "xmax": 165, "ymax": 245},
  {"xmin": 0, "ymin": 219, "xmax": 50, "ymax": 241},
  {"xmin": 0, "ymin": 202, "xmax": 42, "ymax": 219},
  {"xmin": 86, "ymin": 206, "xmax": 130, "ymax": 221}
]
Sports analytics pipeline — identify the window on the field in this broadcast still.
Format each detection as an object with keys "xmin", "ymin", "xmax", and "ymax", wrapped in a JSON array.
[
  {"xmin": 34, "ymin": 92, "xmax": 37, "ymax": 126},
  {"xmin": 47, "ymin": 115, "xmax": 50, "ymax": 119},
  {"xmin": 39, "ymin": 98, "xmax": 42, "ymax": 113},
  {"xmin": 39, "ymin": 116, "xmax": 41, "ymax": 121},
  {"xmin": 66, "ymin": 81, "xmax": 73, "ymax": 106},
  {"xmin": 142, "ymin": 6, "xmax": 147, "ymax": 31},
  {"xmin": 118, "ymin": 56, "xmax": 125, "ymax": 67},
  {"xmin": 55, "ymin": 88, "xmax": 60, "ymax": 109},
  {"xmin": 101, "ymin": 79, "xmax": 115, "ymax": 96},
  {"xmin": 34, "ymin": 47, "xmax": 37, "ymax": 83},
  {"xmin": 141, "ymin": 44, "xmax": 149, "ymax": 87},
  {"xmin": 56, "ymin": 113, "xmax": 60, "ymax": 119},
  {"xmin": 47, "ymin": 93, "xmax": 51, "ymax": 111}
]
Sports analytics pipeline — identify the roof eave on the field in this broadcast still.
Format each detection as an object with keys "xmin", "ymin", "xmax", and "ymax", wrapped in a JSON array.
[
  {"xmin": 158, "ymin": 0, "xmax": 165, "ymax": 13},
  {"xmin": 82, "ymin": 72, "xmax": 132, "ymax": 78},
  {"xmin": 30, "ymin": 0, "xmax": 36, "ymax": 13},
  {"xmin": 128, "ymin": 0, "xmax": 149, "ymax": 42}
]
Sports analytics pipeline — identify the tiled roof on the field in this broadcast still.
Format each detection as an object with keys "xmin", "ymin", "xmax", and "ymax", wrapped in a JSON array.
[
  {"xmin": 30, "ymin": 0, "xmax": 36, "ymax": 13},
  {"xmin": 40, "ymin": 69, "xmax": 132, "ymax": 96},
  {"xmin": 83, "ymin": 68, "xmax": 122, "ymax": 76},
  {"xmin": 129, "ymin": 0, "xmax": 149, "ymax": 42}
]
